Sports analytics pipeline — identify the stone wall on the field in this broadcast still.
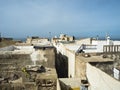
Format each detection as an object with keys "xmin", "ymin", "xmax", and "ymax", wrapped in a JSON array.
[
  {"xmin": 75, "ymin": 55, "xmax": 86, "ymax": 79},
  {"xmin": 86, "ymin": 63, "xmax": 120, "ymax": 90},
  {"xmin": 0, "ymin": 46, "xmax": 15, "ymax": 51},
  {"xmin": 34, "ymin": 47, "xmax": 56, "ymax": 68},
  {"xmin": 0, "ymin": 54, "xmax": 31, "ymax": 78},
  {"xmin": 0, "ymin": 84, "xmax": 25, "ymax": 90}
]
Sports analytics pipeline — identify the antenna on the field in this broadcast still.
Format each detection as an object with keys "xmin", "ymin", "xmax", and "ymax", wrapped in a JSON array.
[
  {"xmin": 0, "ymin": 33, "xmax": 1, "ymax": 42},
  {"xmin": 0, "ymin": 32, "xmax": 1, "ymax": 38},
  {"xmin": 49, "ymin": 32, "xmax": 51, "ymax": 41},
  {"xmin": 96, "ymin": 35, "xmax": 99, "ymax": 40},
  {"xmin": 106, "ymin": 32, "xmax": 108, "ymax": 40}
]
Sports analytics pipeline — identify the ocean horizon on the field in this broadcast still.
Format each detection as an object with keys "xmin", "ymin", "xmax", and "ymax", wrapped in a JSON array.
[{"xmin": 13, "ymin": 36, "xmax": 120, "ymax": 42}]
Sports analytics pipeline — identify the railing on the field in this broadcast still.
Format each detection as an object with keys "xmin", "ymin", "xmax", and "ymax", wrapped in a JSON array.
[
  {"xmin": 76, "ymin": 44, "xmax": 97, "ymax": 53},
  {"xmin": 103, "ymin": 45, "xmax": 120, "ymax": 53},
  {"xmin": 83, "ymin": 45, "xmax": 97, "ymax": 49}
]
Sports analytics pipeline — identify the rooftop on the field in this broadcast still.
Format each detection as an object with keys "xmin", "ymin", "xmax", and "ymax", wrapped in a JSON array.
[
  {"xmin": 59, "ymin": 78, "xmax": 81, "ymax": 88},
  {"xmin": 34, "ymin": 45, "xmax": 54, "ymax": 49},
  {"xmin": 76, "ymin": 54, "xmax": 114, "ymax": 62},
  {"xmin": 36, "ymin": 68, "xmax": 57, "ymax": 79}
]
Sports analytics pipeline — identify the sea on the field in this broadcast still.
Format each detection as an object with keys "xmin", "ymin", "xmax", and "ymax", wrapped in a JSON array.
[
  {"xmin": 13, "ymin": 37, "xmax": 120, "ymax": 43},
  {"xmin": 13, "ymin": 38, "xmax": 26, "ymax": 42}
]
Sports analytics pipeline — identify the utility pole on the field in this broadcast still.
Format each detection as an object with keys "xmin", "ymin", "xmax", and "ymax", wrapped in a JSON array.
[
  {"xmin": 0, "ymin": 32, "xmax": 1, "ymax": 42},
  {"xmin": 96, "ymin": 35, "xmax": 99, "ymax": 40},
  {"xmin": 49, "ymin": 32, "xmax": 51, "ymax": 42}
]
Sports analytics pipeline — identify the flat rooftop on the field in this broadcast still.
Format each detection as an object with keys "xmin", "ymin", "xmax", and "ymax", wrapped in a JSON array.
[
  {"xmin": 34, "ymin": 45, "xmax": 54, "ymax": 49},
  {"xmin": 36, "ymin": 68, "xmax": 57, "ymax": 79},
  {"xmin": 59, "ymin": 78, "xmax": 81, "ymax": 88},
  {"xmin": 76, "ymin": 55, "xmax": 114, "ymax": 62}
]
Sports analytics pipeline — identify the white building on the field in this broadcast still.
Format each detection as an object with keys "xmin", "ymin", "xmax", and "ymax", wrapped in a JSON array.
[{"xmin": 113, "ymin": 67, "xmax": 120, "ymax": 80}]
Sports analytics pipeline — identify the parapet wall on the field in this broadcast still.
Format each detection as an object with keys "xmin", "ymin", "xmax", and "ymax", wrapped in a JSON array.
[
  {"xmin": 0, "ymin": 53, "xmax": 31, "ymax": 77},
  {"xmin": 86, "ymin": 63, "xmax": 120, "ymax": 90},
  {"xmin": 0, "ymin": 84, "xmax": 25, "ymax": 90},
  {"xmin": 0, "ymin": 46, "xmax": 34, "ymax": 52},
  {"xmin": 0, "ymin": 46, "xmax": 15, "ymax": 51}
]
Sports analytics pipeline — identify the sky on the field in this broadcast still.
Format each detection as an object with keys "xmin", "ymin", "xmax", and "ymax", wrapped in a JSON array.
[{"xmin": 0, "ymin": 0, "xmax": 120, "ymax": 39}]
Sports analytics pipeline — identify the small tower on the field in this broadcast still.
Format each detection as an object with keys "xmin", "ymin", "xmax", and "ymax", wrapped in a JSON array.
[
  {"xmin": 0, "ymin": 33, "xmax": 1, "ymax": 38},
  {"xmin": 96, "ymin": 35, "xmax": 99, "ymax": 40},
  {"xmin": 106, "ymin": 34, "xmax": 110, "ymax": 45},
  {"xmin": 0, "ymin": 33, "xmax": 1, "ymax": 42}
]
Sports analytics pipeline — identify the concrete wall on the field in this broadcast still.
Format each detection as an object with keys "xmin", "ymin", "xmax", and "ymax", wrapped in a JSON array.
[
  {"xmin": 0, "ymin": 53, "xmax": 31, "ymax": 78},
  {"xmin": 62, "ymin": 46, "xmax": 86, "ymax": 78},
  {"xmin": 34, "ymin": 47, "xmax": 56, "ymax": 68},
  {"xmin": 55, "ymin": 43, "xmax": 66, "ymax": 55},
  {"xmin": 0, "ymin": 84, "xmax": 25, "ymax": 90},
  {"xmin": 0, "ymin": 46, "xmax": 15, "ymax": 51},
  {"xmin": 55, "ymin": 42, "xmax": 90, "ymax": 78},
  {"xmin": 64, "ymin": 44, "xmax": 80, "ymax": 52},
  {"xmin": 14, "ymin": 46, "xmax": 34, "ymax": 54},
  {"xmin": 0, "ymin": 46, "xmax": 34, "ymax": 52},
  {"xmin": 59, "ymin": 78, "xmax": 81, "ymax": 90},
  {"xmin": 57, "ymin": 79, "xmax": 61, "ymax": 90},
  {"xmin": 54, "ymin": 43, "xmax": 76, "ymax": 78},
  {"xmin": 15, "ymin": 46, "xmax": 33, "ymax": 51},
  {"xmin": 75, "ymin": 55, "xmax": 86, "ymax": 79},
  {"xmin": 76, "ymin": 38, "xmax": 92, "ymax": 45},
  {"xmin": 66, "ymin": 49, "xmax": 75, "ymax": 78},
  {"xmin": 86, "ymin": 63, "xmax": 120, "ymax": 90},
  {"xmin": 0, "ymin": 82, "xmax": 40, "ymax": 90}
]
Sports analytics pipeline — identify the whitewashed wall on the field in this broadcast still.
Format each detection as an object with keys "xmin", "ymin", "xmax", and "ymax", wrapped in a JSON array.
[
  {"xmin": 113, "ymin": 41, "xmax": 120, "ymax": 45},
  {"xmin": 0, "ymin": 46, "xmax": 15, "ymax": 51},
  {"xmin": 86, "ymin": 63, "xmax": 120, "ymax": 90},
  {"xmin": 75, "ymin": 38, "xmax": 91, "ymax": 45},
  {"xmin": 15, "ymin": 46, "xmax": 34, "ymax": 51},
  {"xmin": 66, "ymin": 50, "xmax": 75, "ymax": 78}
]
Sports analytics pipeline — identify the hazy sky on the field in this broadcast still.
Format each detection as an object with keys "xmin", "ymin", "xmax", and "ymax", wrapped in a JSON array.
[{"xmin": 0, "ymin": 0, "xmax": 120, "ymax": 39}]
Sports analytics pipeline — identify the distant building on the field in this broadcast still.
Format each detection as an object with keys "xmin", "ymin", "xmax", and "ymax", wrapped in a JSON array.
[
  {"xmin": 54, "ymin": 36, "xmax": 120, "ymax": 90},
  {"xmin": 52, "ymin": 34, "xmax": 74, "ymax": 43},
  {"xmin": 26, "ymin": 36, "xmax": 50, "ymax": 46}
]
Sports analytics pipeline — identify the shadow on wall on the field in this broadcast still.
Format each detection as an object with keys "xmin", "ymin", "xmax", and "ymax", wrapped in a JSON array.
[
  {"xmin": 89, "ymin": 61, "xmax": 114, "ymax": 76},
  {"xmin": 55, "ymin": 52, "xmax": 68, "ymax": 78},
  {"xmin": 59, "ymin": 80, "xmax": 72, "ymax": 90}
]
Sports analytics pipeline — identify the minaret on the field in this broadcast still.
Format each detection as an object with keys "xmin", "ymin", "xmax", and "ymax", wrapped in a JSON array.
[{"xmin": 106, "ymin": 34, "xmax": 110, "ymax": 45}]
